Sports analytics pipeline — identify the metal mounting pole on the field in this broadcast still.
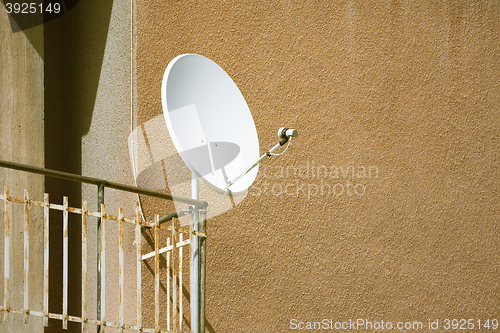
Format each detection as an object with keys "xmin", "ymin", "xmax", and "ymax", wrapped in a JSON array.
[
  {"xmin": 199, "ymin": 208, "xmax": 207, "ymax": 333},
  {"xmin": 190, "ymin": 174, "xmax": 200, "ymax": 333}
]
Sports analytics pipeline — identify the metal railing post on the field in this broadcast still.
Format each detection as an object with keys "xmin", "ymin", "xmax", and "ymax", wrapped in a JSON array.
[
  {"xmin": 199, "ymin": 208, "xmax": 207, "ymax": 333},
  {"xmin": 190, "ymin": 175, "xmax": 200, "ymax": 333}
]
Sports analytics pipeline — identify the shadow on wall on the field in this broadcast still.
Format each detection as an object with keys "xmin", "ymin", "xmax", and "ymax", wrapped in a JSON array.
[
  {"xmin": 140, "ymin": 228, "xmax": 217, "ymax": 333},
  {"xmin": 1, "ymin": 0, "xmax": 81, "ymax": 59},
  {"xmin": 43, "ymin": 1, "xmax": 114, "ymax": 332}
]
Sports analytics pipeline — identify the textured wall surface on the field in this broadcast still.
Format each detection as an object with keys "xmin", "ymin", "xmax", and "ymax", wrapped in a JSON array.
[
  {"xmin": 1, "ymin": 1, "xmax": 137, "ymax": 332},
  {"xmin": 0, "ymin": 7, "xmax": 44, "ymax": 333},
  {"xmin": 2, "ymin": 0, "xmax": 498, "ymax": 332},
  {"xmin": 136, "ymin": 1, "xmax": 499, "ymax": 332},
  {"xmin": 42, "ymin": 1, "xmax": 137, "ymax": 331}
]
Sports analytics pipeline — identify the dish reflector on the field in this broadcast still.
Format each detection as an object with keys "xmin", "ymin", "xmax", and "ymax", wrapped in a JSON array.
[{"xmin": 161, "ymin": 54, "xmax": 260, "ymax": 195}]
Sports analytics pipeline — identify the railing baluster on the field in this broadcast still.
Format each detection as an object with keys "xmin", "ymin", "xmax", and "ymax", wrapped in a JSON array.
[
  {"xmin": 172, "ymin": 218, "xmax": 178, "ymax": 332},
  {"xmin": 135, "ymin": 207, "xmax": 142, "ymax": 333},
  {"xmin": 63, "ymin": 196, "xmax": 69, "ymax": 329},
  {"xmin": 97, "ymin": 184, "xmax": 105, "ymax": 333},
  {"xmin": 82, "ymin": 200, "xmax": 88, "ymax": 333},
  {"xmin": 166, "ymin": 236, "xmax": 170, "ymax": 332},
  {"xmin": 179, "ymin": 227, "xmax": 183, "ymax": 332},
  {"xmin": 23, "ymin": 190, "xmax": 30, "ymax": 324},
  {"xmin": 154, "ymin": 215, "xmax": 160, "ymax": 332},
  {"xmin": 43, "ymin": 193, "xmax": 49, "ymax": 327},
  {"xmin": 118, "ymin": 208, "xmax": 124, "ymax": 333},
  {"xmin": 3, "ymin": 187, "xmax": 9, "ymax": 321},
  {"xmin": 100, "ymin": 203, "xmax": 106, "ymax": 332}
]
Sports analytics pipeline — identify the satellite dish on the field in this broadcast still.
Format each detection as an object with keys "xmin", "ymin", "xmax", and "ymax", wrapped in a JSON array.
[
  {"xmin": 161, "ymin": 54, "xmax": 259, "ymax": 195},
  {"xmin": 132, "ymin": 53, "xmax": 298, "ymax": 333}
]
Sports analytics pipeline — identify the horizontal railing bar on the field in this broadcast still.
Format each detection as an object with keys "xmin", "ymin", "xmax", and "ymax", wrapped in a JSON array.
[
  {"xmin": 142, "ymin": 238, "xmax": 191, "ymax": 261},
  {"xmin": 0, "ymin": 193, "xmax": 212, "ymax": 240},
  {"xmin": 0, "ymin": 159, "xmax": 207, "ymax": 208},
  {"xmin": 0, "ymin": 307, "xmax": 175, "ymax": 333},
  {"xmin": 159, "ymin": 208, "xmax": 192, "ymax": 224},
  {"xmin": 0, "ymin": 193, "xmax": 153, "ymax": 226}
]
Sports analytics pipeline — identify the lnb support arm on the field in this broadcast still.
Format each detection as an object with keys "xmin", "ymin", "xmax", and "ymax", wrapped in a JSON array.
[{"xmin": 225, "ymin": 128, "xmax": 298, "ymax": 190}]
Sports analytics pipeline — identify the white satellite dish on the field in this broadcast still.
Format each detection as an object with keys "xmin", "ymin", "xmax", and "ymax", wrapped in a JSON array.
[
  {"xmin": 161, "ymin": 53, "xmax": 259, "ymax": 195},
  {"xmin": 146, "ymin": 53, "xmax": 298, "ymax": 333}
]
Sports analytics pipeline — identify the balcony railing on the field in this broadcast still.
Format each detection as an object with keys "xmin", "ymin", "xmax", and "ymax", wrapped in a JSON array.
[{"xmin": 0, "ymin": 159, "xmax": 206, "ymax": 332}]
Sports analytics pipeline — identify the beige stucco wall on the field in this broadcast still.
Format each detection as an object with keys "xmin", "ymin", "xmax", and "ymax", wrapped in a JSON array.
[
  {"xmin": 136, "ymin": 1, "xmax": 499, "ymax": 332},
  {"xmin": 1, "ymin": 0, "xmax": 498, "ymax": 332}
]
